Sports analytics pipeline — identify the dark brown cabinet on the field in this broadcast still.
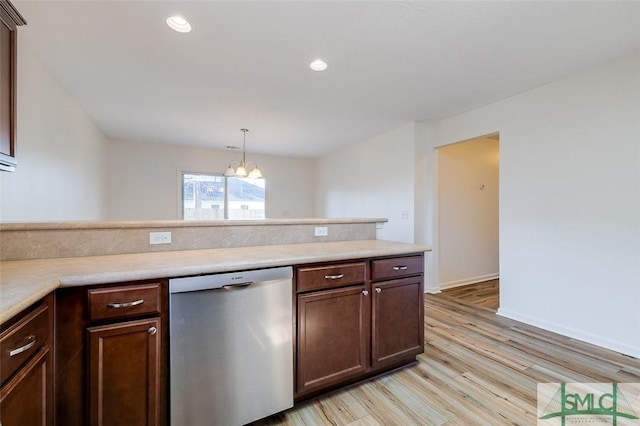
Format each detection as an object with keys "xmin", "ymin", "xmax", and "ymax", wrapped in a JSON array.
[
  {"xmin": 0, "ymin": 0, "xmax": 25, "ymax": 172},
  {"xmin": 0, "ymin": 347, "xmax": 50, "ymax": 425},
  {"xmin": 0, "ymin": 295, "xmax": 53, "ymax": 426},
  {"xmin": 88, "ymin": 318, "xmax": 161, "ymax": 426},
  {"xmin": 55, "ymin": 279, "xmax": 167, "ymax": 426},
  {"xmin": 295, "ymin": 254, "xmax": 424, "ymax": 400},
  {"xmin": 296, "ymin": 285, "xmax": 369, "ymax": 394},
  {"xmin": 372, "ymin": 276, "xmax": 424, "ymax": 368}
]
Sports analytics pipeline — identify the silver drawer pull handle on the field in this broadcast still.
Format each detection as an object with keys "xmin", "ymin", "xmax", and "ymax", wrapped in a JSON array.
[
  {"xmin": 324, "ymin": 274, "xmax": 345, "ymax": 280},
  {"xmin": 148, "ymin": 327, "xmax": 157, "ymax": 335},
  {"xmin": 393, "ymin": 266, "xmax": 408, "ymax": 271},
  {"xmin": 362, "ymin": 290, "xmax": 369, "ymax": 296},
  {"xmin": 107, "ymin": 299, "xmax": 144, "ymax": 309},
  {"xmin": 9, "ymin": 335, "xmax": 36, "ymax": 357},
  {"xmin": 375, "ymin": 288, "xmax": 382, "ymax": 293}
]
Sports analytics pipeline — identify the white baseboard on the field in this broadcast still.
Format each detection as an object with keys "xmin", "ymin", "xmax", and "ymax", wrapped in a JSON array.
[
  {"xmin": 438, "ymin": 273, "xmax": 499, "ymax": 291},
  {"xmin": 497, "ymin": 308, "xmax": 640, "ymax": 359}
]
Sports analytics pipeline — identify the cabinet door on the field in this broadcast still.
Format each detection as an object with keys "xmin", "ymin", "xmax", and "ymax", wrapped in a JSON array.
[
  {"xmin": 297, "ymin": 285, "xmax": 369, "ymax": 395},
  {"xmin": 0, "ymin": 4, "xmax": 18, "ymax": 172},
  {"xmin": 87, "ymin": 318, "xmax": 160, "ymax": 426},
  {"xmin": 0, "ymin": 346, "xmax": 52, "ymax": 426},
  {"xmin": 371, "ymin": 277, "xmax": 424, "ymax": 368}
]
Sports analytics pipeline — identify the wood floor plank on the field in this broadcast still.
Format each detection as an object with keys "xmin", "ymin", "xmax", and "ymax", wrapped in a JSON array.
[
  {"xmin": 507, "ymin": 324, "xmax": 634, "ymax": 368},
  {"xmin": 325, "ymin": 390, "xmax": 372, "ymax": 423},
  {"xmin": 349, "ymin": 381, "xmax": 425, "ymax": 426},
  {"xmin": 409, "ymin": 361, "xmax": 514, "ymax": 426},
  {"xmin": 428, "ymin": 341, "xmax": 538, "ymax": 403},
  {"xmin": 441, "ymin": 280, "xmax": 500, "ymax": 310},
  {"xmin": 251, "ymin": 282, "xmax": 640, "ymax": 426},
  {"xmin": 428, "ymin": 324, "xmax": 533, "ymax": 371},
  {"xmin": 371, "ymin": 374, "xmax": 448, "ymax": 425},
  {"xmin": 392, "ymin": 367, "xmax": 494, "ymax": 426},
  {"xmin": 344, "ymin": 415, "xmax": 382, "ymax": 426},
  {"xmin": 296, "ymin": 403, "xmax": 336, "ymax": 426},
  {"xmin": 456, "ymin": 371, "xmax": 536, "ymax": 422}
]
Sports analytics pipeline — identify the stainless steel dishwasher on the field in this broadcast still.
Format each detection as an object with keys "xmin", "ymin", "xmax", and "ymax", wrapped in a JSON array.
[{"xmin": 169, "ymin": 266, "xmax": 293, "ymax": 426}]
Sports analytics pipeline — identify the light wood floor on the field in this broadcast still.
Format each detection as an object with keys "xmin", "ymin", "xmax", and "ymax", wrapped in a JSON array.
[
  {"xmin": 441, "ymin": 280, "xmax": 499, "ymax": 310},
  {"xmin": 253, "ymin": 284, "xmax": 640, "ymax": 426}
]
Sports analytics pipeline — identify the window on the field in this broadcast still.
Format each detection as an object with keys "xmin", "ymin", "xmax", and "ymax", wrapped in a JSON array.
[{"xmin": 182, "ymin": 172, "xmax": 265, "ymax": 220}]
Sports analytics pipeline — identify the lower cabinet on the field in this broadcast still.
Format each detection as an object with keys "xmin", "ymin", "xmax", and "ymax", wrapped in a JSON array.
[
  {"xmin": 296, "ymin": 285, "xmax": 369, "ymax": 394},
  {"xmin": 0, "ymin": 295, "xmax": 53, "ymax": 426},
  {"xmin": 87, "ymin": 318, "xmax": 161, "ymax": 426},
  {"xmin": 295, "ymin": 254, "xmax": 424, "ymax": 399},
  {"xmin": 0, "ymin": 346, "xmax": 51, "ymax": 426},
  {"xmin": 371, "ymin": 276, "xmax": 424, "ymax": 368},
  {"xmin": 55, "ymin": 279, "xmax": 167, "ymax": 426}
]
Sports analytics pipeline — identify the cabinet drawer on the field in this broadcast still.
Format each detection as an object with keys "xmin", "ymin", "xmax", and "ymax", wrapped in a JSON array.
[
  {"xmin": 88, "ymin": 282, "xmax": 161, "ymax": 321},
  {"xmin": 371, "ymin": 255, "xmax": 423, "ymax": 281},
  {"xmin": 0, "ymin": 304, "xmax": 49, "ymax": 385},
  {"xmin": 297, "ymin": 262, "xmax": 366, "ymax": 292}
]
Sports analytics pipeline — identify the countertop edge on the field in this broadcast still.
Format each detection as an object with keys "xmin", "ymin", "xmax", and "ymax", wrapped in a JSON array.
[
  {"xmin": 0, "ymin": 240, "xmax": 431, "ymax": 324},
  {"xmin": 0, "ymin": 217, "xmax": 389, "ymax": 231}
]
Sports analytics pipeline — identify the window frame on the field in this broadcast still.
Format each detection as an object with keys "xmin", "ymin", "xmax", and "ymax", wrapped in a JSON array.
[{"xmin": 180, "ymin": 171, "xmax": 266, "ymax": 220}]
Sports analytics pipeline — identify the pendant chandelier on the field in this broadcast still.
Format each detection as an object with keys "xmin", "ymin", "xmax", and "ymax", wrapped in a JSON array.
[{"xmin": 224, "ymin": 128, "xmax": 263, "ymax": 178}]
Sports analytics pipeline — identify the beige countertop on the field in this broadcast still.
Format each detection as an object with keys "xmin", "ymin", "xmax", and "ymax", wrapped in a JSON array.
[{"xmin": 0, "ymin": 240, "xmax": 430, "ymax": 324}]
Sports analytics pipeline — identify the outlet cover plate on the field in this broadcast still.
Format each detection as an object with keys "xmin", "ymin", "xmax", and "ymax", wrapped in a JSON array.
[
  {"xmin": 314, "ymin": 226, "xmax": 328, "ymax": 237},
  {"xmin": 149, "ymin": 231, "xmax": 172, "ymax": 245}
]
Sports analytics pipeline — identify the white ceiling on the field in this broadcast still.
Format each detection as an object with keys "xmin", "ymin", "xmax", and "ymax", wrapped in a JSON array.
[{"xmin": 15, "ymin": 1, "xmax": 640, "ymax": 158}]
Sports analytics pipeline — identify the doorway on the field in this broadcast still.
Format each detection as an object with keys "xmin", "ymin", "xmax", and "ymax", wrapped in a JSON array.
[{"xmin": 436, "ymin": 134, "xmax": 500, "ymax": 308}]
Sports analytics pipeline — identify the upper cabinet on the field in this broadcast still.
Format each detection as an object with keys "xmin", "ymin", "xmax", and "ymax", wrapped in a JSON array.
[{"xmin": 0, "ymin": 0, "xmax": 26, "ymax": 172}]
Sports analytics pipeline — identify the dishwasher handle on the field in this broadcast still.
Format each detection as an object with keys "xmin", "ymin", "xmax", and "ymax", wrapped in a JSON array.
[
  {"xmin": 169, "ymin": 267, "xmax": 292, "ymax": 294},
  {"xmin": 222, "ymin": 282, "xmax": 254, "ymax": 290}
]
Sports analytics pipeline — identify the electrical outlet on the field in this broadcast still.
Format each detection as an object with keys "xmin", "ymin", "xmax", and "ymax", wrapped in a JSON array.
[
  {"xmin": 314, "ymin": 226, "xmax": 328, "ymax": 237},
  {"xmin": 149, "ymin": 231, "xmax": 172, "ymax": 245}
]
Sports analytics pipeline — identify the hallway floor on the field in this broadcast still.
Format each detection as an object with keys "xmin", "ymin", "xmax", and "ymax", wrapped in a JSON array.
[{"xmin": 441, "ymin": 279, "xmax": 499, "ymax": 309}]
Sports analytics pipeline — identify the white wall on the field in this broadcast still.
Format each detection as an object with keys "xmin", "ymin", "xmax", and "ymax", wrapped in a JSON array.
[
  {"xmin": 105, "ymin": 139, "xmax": 315, "ymax": 220},
  {"xmin": 416, "ymin": 55, "xmax": 640, "ymax": 357},
  {"xmin": 315, "ymin": 123, "xmax": 415, "ymax": 243},
  {"xmin": 438, "ymin": 138, "xmax": 499, "ymax": 288},
  {"xmin": 0, "ymin": 37, "xmax": 107, "ymax": 222}
]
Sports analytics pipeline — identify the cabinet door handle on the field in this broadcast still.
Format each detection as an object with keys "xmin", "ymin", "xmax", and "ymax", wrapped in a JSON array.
[
  {"xmin": 362, "ymin": 290, "xmax": 369, "ymax": 296},
  {"xmin": 9, "ymin": 335, "xmax": 36, "ymax": 357},
  {"xmin": 393, "ymin": 266, "xmax": 408, "ymax": 271},
  {"xmin": 148, "ymin": 327, "xmax": 157, "ymax": 335},
  {"xmin": 375, "ymin": 288, "xmax": 382, "ymax": 293},
  {"xmin": 324, "ymin": 274, "xmax": 345, "ymax": 280},
  {"xmin": 107, "ymin": 299, "xmax": 144, "ymax": 309}
]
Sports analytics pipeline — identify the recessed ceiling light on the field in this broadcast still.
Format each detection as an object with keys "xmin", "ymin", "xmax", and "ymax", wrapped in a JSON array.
[
  {"xmin": 309, "ymin": 59, "xmax": 328, "ymax": 72},
  {"xmin": 166, "ymin": 16, "xmax": 192, "ymax": 33}
]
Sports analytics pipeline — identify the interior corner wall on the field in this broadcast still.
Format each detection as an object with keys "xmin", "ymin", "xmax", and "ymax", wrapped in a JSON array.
[
  {"xmin": 438, "ymin": 138, "xmax": 499, "ymax": 288},
  {"xmin": 416, "ymin": 54, "xmax": 640, "ymax": 357},
  {"xmin": 315, "ymin": 122, "xmax": 415, "ymax": 243},
  {"xmin": 0, "ymin": 37, "xmax": 107, "ymax": 222},
  {"xmin": 104, "ymin": 139, "xmax": 316, "ymax": 220}
]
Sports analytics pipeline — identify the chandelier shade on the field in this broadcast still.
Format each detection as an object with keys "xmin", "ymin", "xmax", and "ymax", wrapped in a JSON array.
[{"xmin": 224, "ymin": 129, "xmax": 263, "ymax": 178}]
